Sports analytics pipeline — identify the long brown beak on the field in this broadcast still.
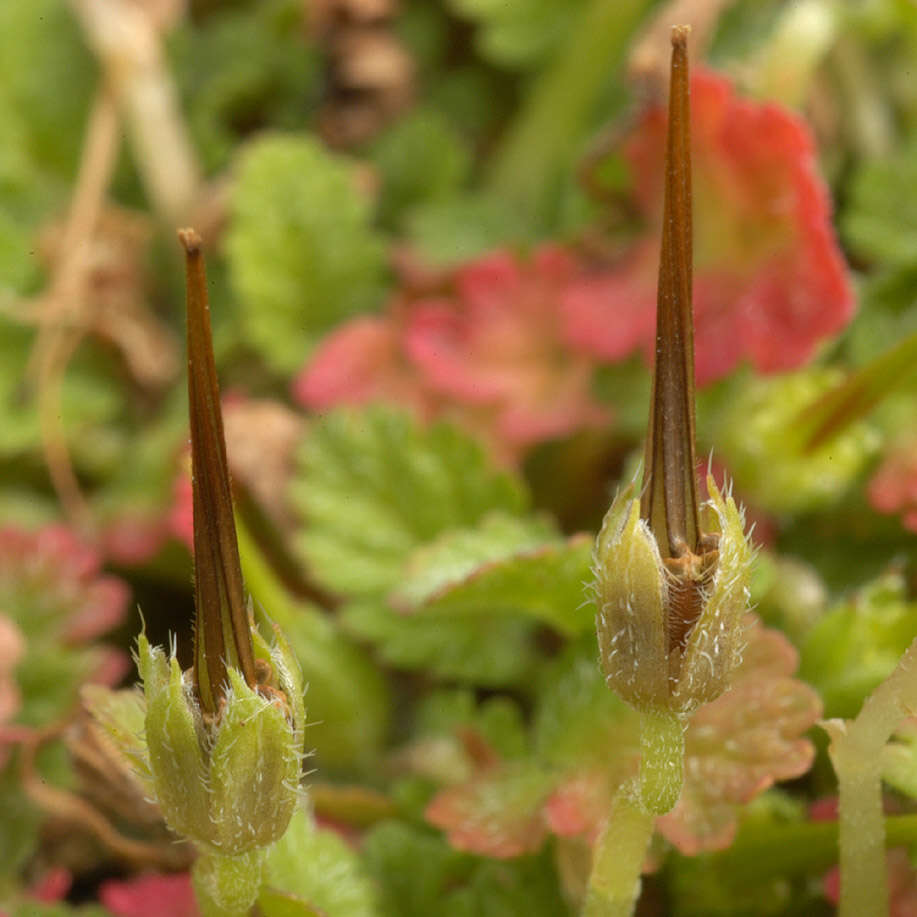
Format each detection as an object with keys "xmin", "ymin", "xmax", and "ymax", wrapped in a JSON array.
[
  {"xmin": 640, "ymin": 26, "xmax": 700, "ymax": 562},
  {"xmin": 179, "ymin": 228, "xmax": 256, "ymax": 714}
]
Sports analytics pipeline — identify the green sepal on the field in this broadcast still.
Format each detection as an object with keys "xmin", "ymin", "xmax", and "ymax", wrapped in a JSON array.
[
  {"xmin": 208, "ymin": 668, "xmax": 302, "ymax": 854},
  {"xmin": 594, "ymin": 491, "xmax": 669, "ymax": 710},
  {"xmin": 671, "ymin": 477, "xmax": 752, "ymax": 712},
  {"xmin": 139, "ymin": 633, "xmax": 211, "ymax": 842}
]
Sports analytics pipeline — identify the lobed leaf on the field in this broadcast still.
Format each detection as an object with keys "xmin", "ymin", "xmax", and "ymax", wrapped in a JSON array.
[
  {"xmin": 290, "ymin": 407, "xmax": 529, "ymax": 598},
  {"xmin": 799, "ymin": 572, "xmax": 917, "ymax": 719},
  {"xmin": 226, "ymin": 134, "xmax": 388, "ymax": 373}
]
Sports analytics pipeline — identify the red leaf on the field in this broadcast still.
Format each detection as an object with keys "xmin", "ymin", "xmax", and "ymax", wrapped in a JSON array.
[{"xmin": 564, "ymin": 68, "xmax": 854, "ymax": 385}]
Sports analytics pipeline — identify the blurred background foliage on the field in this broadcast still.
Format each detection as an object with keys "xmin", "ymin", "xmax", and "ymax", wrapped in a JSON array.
[{"xmin": 3, "ymin": 0, "xmax": 917, "ymax": 914}]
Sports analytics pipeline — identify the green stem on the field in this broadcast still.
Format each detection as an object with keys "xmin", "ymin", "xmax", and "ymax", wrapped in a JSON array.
[
  {"xmin": 638, "ymin": 709, "xmax": 685, "ymax": 815},
  {"xmin": 485, "ymin": 0, "xmax": 649, "ymax": 228},
  {"xmin": 192, "ymin": 848, "xmax": 266, "ymax": 917},
  {"xmin": 583, "ymin": 781, "xmax": 655, "ymax": 917},
  {"xmin": 823, "ymin": 633, "xmax": 917, "ymax": 917}
]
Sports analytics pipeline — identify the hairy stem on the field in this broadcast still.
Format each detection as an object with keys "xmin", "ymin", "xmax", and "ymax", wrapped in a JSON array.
[
  {"xmin": 583, "ymin": 781, "xmax": 655, "ymax": 917},
  {"xmin": 823, "ymin": 633, "xmax": 917, "ymax": 917},
  {"xmin": 192, "ymin": 848, "xmax": 266, "ymax": 917},
  {"xmin": 638, "ymin": 708, "xmax": 686, "ymax": 815}
]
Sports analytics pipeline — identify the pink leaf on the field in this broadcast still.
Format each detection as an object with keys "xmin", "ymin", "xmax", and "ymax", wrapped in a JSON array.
[
  {"xmin": 658, "ymin": 618, "xmax": 822, "ymax": 854},
  {"xmin": 426, "ymin": 764, "xmax": 554, "ymax": 859},
  {"xmin": 295, "ymin": 247, "xmax": 609, "ymax": 461},
  {"xmin": 0, "ymin": 526, "xmax": 130, "ymax": 645},
  {"xmin": 868, "ymin": 439, "xmax": 917, "ymax": 533},
  {"xmin": 99, "ymin": 872, "xmax": 199, "ymax": 917},
  {"xmin": 293, "ymin": 315, "xmax": 432, "ymax": 418}
]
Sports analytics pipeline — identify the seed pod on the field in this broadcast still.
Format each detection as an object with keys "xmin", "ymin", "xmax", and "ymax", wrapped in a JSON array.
[
  {"xmin": 132, "ymin": 231, "xmax": 307, "ymax": 854},
  {"xmin": 593, "ymin": 28, "xmax": 752, "ymax": 718}
]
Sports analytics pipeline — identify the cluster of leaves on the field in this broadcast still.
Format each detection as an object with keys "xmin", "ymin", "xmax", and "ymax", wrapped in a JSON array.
[{"xmin": 3, "ymin": 0, "xmax": 917, "ymax": 915}]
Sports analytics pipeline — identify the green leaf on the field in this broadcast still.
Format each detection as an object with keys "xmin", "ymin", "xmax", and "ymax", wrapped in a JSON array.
[
  {"xmin": 238, "ymin": 515, "xmax": 390, "ymax": 771},
  {"xmin": 392, "ymin": 513, "xmax": 558, "ymax": 608},
  {"xmin": 394, "ymin": 520, "xmax": 595, "ymax": 637},
  {"xmin": 262, "ymin": 806, "xmax": 378, "ymax": 917},
  {"xmin": 291, "ymin": 407, "xmax": 529, "ymax": 599},
  {"xmin": 414, "ymin": 690, "xmax": 528, "ymax": 761},
  {"xmin": 883, "ymin": 719, "xmax": 917, "ymax": 800},
  {"xmin": 257, "ymin": 887, "xmax": 324, "ymax": 917},
  {"xmin": 169, "ymin": 0, "xmax": 321, "ymax": 174},
  {"xmin": 800, "ymin": 572, "xmax": 917, "ymax": 719},
  {"xmin": 9, "ymin": 902, "xmax": 111, "ymax": 917},
  {"xmin": 843, "ymin": 138, "xmax": 917, "ymax": 267},
  {"xmin": 361, "ymin": 820, "xmax": 570, "ymax": 917},
  {"xmin": 447, "ymin": 0, "xmax": 588, "ymax": 69},
  {"xmin": 0, "ymin": 0, "xmax": 93, "ymax": 178},
  {"xmin": 0, "ymin": 0, "xmax": 94, "ymax": 295},
  {"xmin": 532, "ymin": 636, "xmax": 637, "ymax": 769},
  {"xmin": 370, "ymin": 108, "xmax": 471, "ymax": 228},
  {"xmin": 405, "ymin": 193, "xmax": 533, "ymax": 267},
  {"xmin": 711, "ymin": 369, "xmax": 880, "ymax": 514},
  {"xmin": 225, "ymin": 134, "xmax": 388, "ymax": 373},
  {"xmin": 341, "ymin": 600, "xmax": 539, "ymax": 685},
  {"xmin": 0, "ymin": 317, "xmax": 123, "ymax": 461},
  {"xmin": 81, "ymin": 684, "xmax": 153, "ymax": 794},
  {"xmin": 0, "ymin": 762, "xmax": 43, "ymax": 880}
]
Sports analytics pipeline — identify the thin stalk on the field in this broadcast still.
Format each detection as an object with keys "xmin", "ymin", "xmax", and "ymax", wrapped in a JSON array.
[
  {"xmin": 638, "ymin": 709, "xmax": 686, "ymax": 814},
  {"xmin": 192, "ymin": 849, "xmax": 266, "ymax": 917},
  {"xmin": 583, "ymin": 782, "xmax": 655, "ymax": 917},
  {"xmin": 824, "ymin": 632, "xmax": 917, "ymax": 917}
]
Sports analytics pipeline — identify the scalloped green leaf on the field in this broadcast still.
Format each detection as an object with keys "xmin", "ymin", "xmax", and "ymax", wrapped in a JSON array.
[
  {"xmin": 291, "ymin": 407, "xmax": 529, "ymax": 598},
  {"xmin": 361, "ymin": 820, "xmax": 568, "ymax": 917},
  {"xmin": 262, "ymin": 806, "xmax": 377, "ymax": 917},
  {"xmin": 225, "ymin": 134, "xmax": 388, "ymax": 373},
  {"xmin": 392, "ymin": 513, "xmax": 558, "ymax": 608},
  {"xmin": 799, "ymin": 572, "xmax": 917, "ymax": 718},
  {"xmin": 341, "ymin": 600, "xmax": 538, "ymax": 686},
  {"xmin": 395, "ymin": 523, "xmax": 594, "ymax": 637}
]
